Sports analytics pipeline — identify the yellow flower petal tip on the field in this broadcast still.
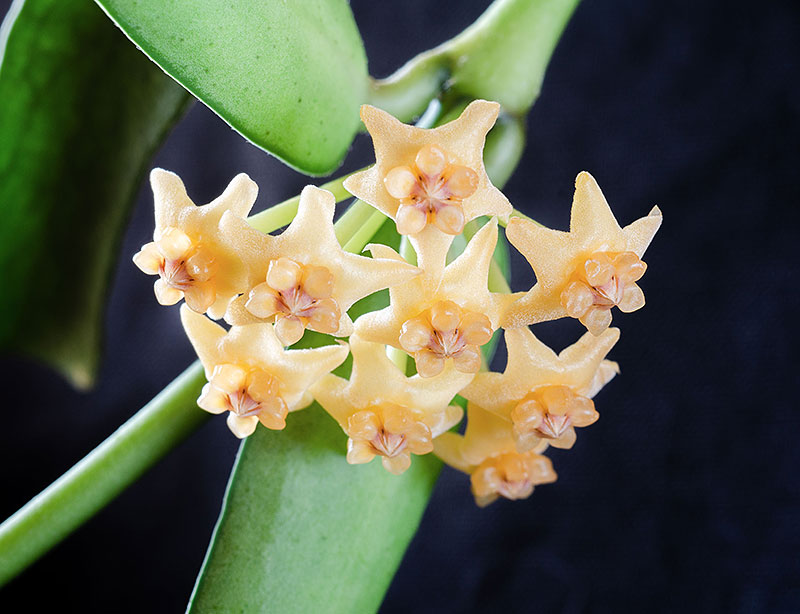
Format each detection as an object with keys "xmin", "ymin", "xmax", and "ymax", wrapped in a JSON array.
[
  {"xmin": 222, "ymin": 185, "xmax": 420, "ymax": 345},
  {"xmin": 180, "ymin": 305, "xmax": 348, "ymax": 438},
  {"xmin": 133, "ymin": 169, "xmax": 259, "ymax": 319},
  {"xmin": 344, "ymin": 100, "xmax": 511, "ymax": 269},
  {"xmin": 312, "ymin": 335, "xmax": 470, "ymax": 474},
  {"xmin": 504, "ymin": 171, "xmax": 662, "ymax": 334},
  {"xmin": 434, "ymin": 403, "xmax": 556, "ymax": 507},
  {"xmin": 355, "ymin": 219, "xmax": 514, "ymax": 375},
  {"xmin": 461, "ymin": 326, "xmax": 619, "ymax": 452}
]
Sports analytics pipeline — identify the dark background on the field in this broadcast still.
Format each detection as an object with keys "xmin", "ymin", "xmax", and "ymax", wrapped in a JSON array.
[{"xmin": 1, "ymin": 0, "xmax": 799, "ymax": 612}]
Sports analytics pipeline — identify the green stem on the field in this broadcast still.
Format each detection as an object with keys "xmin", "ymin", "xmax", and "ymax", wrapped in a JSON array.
[
  {"xmin": 248, "ymin": 170, "xmax": 359, "ymax": 234},
  {"xmin": 333, "ymin": 199, "xmax": 373, "ymax": 245},
  {"xmin": 341, "ymin": 208, "xmax": 388, "ymax": 254},
  {"xmin": 501, "ymin": 209, "xmax": 544, "ymax": 228},
  {"xmin": 0, "ymin": 362, "xmax": 208, "ymax": 587}
]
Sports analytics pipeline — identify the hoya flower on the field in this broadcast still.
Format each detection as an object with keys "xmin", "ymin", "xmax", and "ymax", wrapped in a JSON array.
[
  {"xmin": 133, "ymin": 169, "xmax": 258, "ymax": 319},
  {"xmin": 355, "ymin": 219, "xmax": 513, "ymax": 377},
  {"xmin": 504, "ymin": 172, "xmax": 662, "ymax": 335},
  {"xmin": 344, "ymin": 100, "xmax": 511, "ymax": 275},
  {"xmin": 222, "ymin": 186, "xmax": 419, "ymax": 346},
  {"xmin": 312, "ymin": 335, "xmax": 470, "ymax": 474},
  {"xmin": 461, "ymin": 326, "xmax": 620, "ymax": 452},
  {"xmin": 180, "ymin": 306, "xmax": 348, "ymax": 438},
  {"xmin": 435, "ymin": 403, "xmax": 557, "ymax": 507}
]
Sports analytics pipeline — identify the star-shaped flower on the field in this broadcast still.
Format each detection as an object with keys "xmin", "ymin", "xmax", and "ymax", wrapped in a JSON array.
[
  {"xmin": 504, "ymin": 171, "xmax": 662, "ymax": 335},
  {"xmin": 133, "ymin": 169, "xmax": 258, "ymax": 319},
  {"xmin": 343, "ymin": 100, "xmax": 512, "ymax": 276},
  {"xmin": 434, "ymin": 402, "xmax": 557, "ymax": 507},
  {"xmin": 312, "ymin": 335, "xmax": 470, "ymax": 474},
  {"xmin": 354, "ymin": 219, "xmax": 515, "ymax": 377},
  {"xmin": 461, "ymin": 326, "xmax": 620, "ymax": 451},
  {"xmin": 222, "ymin": 185, "xmax": 420, "ymax": 346},
  {"xmin": 181, "ymin": 305, "xmax": 348, "ymax": 438}
]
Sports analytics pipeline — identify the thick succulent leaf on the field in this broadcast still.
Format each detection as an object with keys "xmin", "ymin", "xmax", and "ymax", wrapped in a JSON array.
[
  {"xmin": 95, "ymin": 0, "xmax": 368, "ymax": 175},
  {"xmin": 0, "ymin": 0, "xmax": 191, "ymax": 388},
  {"xmin": 188, "ymin": 405, "xmax": 440, "ymax": 613},
  {"xmin": 188, "ymin": 216, "xmax": 442, "ymax": 612}
]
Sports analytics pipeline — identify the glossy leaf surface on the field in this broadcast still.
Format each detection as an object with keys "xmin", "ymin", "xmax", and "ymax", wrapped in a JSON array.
[
  {"xmin": 188, "ymin": 405, "xmax": 440, "ymax": 613},
  {"xmin": 96, "ymin": 0, "xmax": 368, "ymax": 175},
  {"xmin": 0, "ymin": 0, "xmax": 191, "ymax": 388}
]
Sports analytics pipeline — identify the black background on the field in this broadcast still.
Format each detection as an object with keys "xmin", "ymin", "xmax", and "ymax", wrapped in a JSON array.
[{"xmin": 1, "ymin": 1, "xmax": 799, "ymax": 612}]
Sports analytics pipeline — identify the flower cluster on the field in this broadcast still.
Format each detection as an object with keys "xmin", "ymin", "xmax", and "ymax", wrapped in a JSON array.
[{"xmin": 135, "ymin": 100, "xmax": 661, "ymax": 506}]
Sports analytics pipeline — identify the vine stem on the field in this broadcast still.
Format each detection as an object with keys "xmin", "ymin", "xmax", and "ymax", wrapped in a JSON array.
[
  {"xmin": 0, "ymin": 363, "xmax": 208, "ymax": 587},
  {"xmin": 248, "ymin": 169, "xmax": 362, "ymax": 234}
]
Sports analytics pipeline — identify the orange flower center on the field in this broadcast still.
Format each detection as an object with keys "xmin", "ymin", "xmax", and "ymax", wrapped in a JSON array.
[
  {"xmin": 471, "ymin": 451, "xmax": 556, "ymax": 507},
  {"xmin": 560, "ymin": 251, "xmax": 647, "ymax": 335},
  {"xmin": 198, "ymin": 363, "xmax": 288, "ymax": 431},
  {"xmin": 399, "ymin": 300, "xmax": 493, "ymax": 377},
  {"xmin": 345, "ymin": 403, "xmax": 434, "ymax": 474},
  {"xmin": 245, "ymin": 257, "xmax": 341, "ymax": 345},
  {"xmin": 384, "ymin": 144, "xmax": 479, "ymax": 235},
  {"xmin": 133, "ymin": 226, "xmax": 217, "ymax": 312},
  {"xmin": 510, "ymin": 385, "xmax": 599, "ymax": 451}
]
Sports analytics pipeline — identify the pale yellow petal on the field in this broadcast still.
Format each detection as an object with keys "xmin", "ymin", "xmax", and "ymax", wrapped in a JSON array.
[
  {"xmin": 428, "ymin": 404, "xmax": 464, "ymax": 438},
  {"xmin": 151, "ymin": 168, "xmax": 193, "ymax": 230},
  {"xmin": 570, "ymin": 171, "xmax": 625, "ymax": 243},
  {"xmin": 460, "ymin": 403, "xmax": 517, "ymax": 466},
  {"xmin": 623, "ymin": 206, "xmax": 663, "ymax": 258},
  {"xmin": 205, "ymin": 173, "xmax": 259, "ymax": 220},
  {"xmin": 226, "ymin": 413, "xmax": 259, "ymax": 439},
  {"xmin": 180, "ymin": 305, "xmax": 226, "ymax": 376},
  {"xmin": 582, "ymin": 359, "xmax": 620, "ymax": 399},
  {"xmin": 433, "ymin": 432, "xmax": 472, "ymax": 473},
  {"xmin": 310, "ymin": 374, "xmax": 352, "ymax": 429},
  {"xmin": 153, "ymin": 278, "xmax": 183, "ymax": 306}
]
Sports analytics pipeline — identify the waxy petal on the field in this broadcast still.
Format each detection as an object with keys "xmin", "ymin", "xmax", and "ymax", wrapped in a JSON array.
[
  {"xmin": 222, "ymin": 186, "xmax": 420, "ymax": 341},
  {"xmin": 504, "ymin": 172, "xmax": 662, "ymax": 329},
  {"xmin": 313, "ymin": 335, "xmax": 470, "ymax": 434},
  {"xmin": 344, "ymin": 101, "xmax": 511, "ymax": 276},
  {"xmin": 462, "ymin": 326, "xmax": 620, "ymax": 421},
  {"xmin": 181, "ymin": 306, "xmax": 348, "ymax": 416}
]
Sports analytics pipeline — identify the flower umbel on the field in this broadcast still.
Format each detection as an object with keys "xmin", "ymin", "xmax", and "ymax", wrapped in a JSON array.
[{"xmin": 137, "ymin": 102, "xmax": 661, "ymax": 505}]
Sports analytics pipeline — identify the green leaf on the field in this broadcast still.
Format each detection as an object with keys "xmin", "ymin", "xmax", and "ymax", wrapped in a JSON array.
[
  {"xmin": 0, "ymin": 0, "xmax": 191, "ymax": 388},
  {"xmin": 188, "ymin": 406, "xmax": 440, "ymax": 613},
  {"xmin": 95, "ymin": 0, "xmax": 368, "ymax": 175},
  {"xmin": 369, "ymin": 0, "xmax": 581, "ymax": 120}
]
